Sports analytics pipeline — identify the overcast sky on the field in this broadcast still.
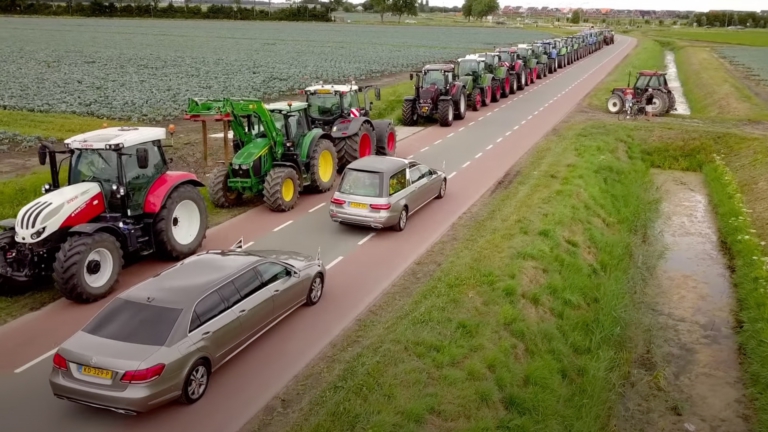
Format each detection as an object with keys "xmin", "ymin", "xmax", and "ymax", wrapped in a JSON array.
[{"xmin": 416, "ymin": 0, "xmax": 763, "ymax": 12}]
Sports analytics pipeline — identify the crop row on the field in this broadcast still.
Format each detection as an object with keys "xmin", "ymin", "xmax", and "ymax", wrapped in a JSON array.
[
  {"xmin": 0, "ymin": 17, "xmax": 552, "ymax": 122},
  {"xmin": 716, "ymin": 47, "xmax": 768, "ymax": 83}
]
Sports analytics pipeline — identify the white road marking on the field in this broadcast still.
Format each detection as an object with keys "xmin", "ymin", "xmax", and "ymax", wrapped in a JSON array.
[
  {"xmin": 487, "ymin": 144, "xmax": 494, "ymax": 149},
  {"xmin": 327, "ymin": 257, "xmax": 343, "ymax": 269},
  {"xmin": 496, "ymin": 138, "xmax": 502, "ymax": 143},
  {"xmin": 358, "ymin": 233, "xmax": 375, "ymax": 245},
  {"xmin": 273, "ymin": 221, "xmax": 293, "ymax": 231},
  {"xmin": 534, "ymin": 111, "xmax": 539, "ymax": 115},
  {"xmin": 527, "ymin": 115, "xmax": 533, "ymax": 120},
  {"xmin": 506, "ymin": 131, "xmax": 512, "ymax": 135},
  {"xmin": 521, "ymin": 120, "xmax": 526, "ymax": 124},
  {"xmin": 494, "ymin": 108, "xmax": 499, "ymax": 112},
  {"xmin": 243, "ymin": 241, "xmax": 254, "ymax": 249},
  {"xmin": 479, "ymin": 116, "xmax": 484, "ymax": 120},
  {"xmin": 421, "ymin": 147, "xmax": 429, "ymax": 152},
  {"xmin": 469, "ymin": 122, "xmax": 475, "ymax": 125},
  {"xmin": 462, "ymin": 161, "xmax": 471, "ymax": 168},
  {"xmin": 459, "ymin": 127, "xmax": 465, "ymax": 131},
  {"xmin": 15, "ymin": 348, "xmax": 57, "ymax": 374},
  {"xmin": 448, "ymin": 172, "xmax": 457, "ymax": 178},
  {"xmin": 475, "ymin": 152, "xmax": 482, "ymax": 158},
  {"xmin": 309, "ymin": 203, "xmax": 326, "ymax": 212},
  {"xmin": 434, "ymin": 139, "xmax": 443, "ymax": 144}
]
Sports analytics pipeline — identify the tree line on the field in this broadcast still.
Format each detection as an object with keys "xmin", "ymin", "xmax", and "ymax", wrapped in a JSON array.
[{"xmin": 460, "ymin": 0, "xmax": 498, "ymax": 22}]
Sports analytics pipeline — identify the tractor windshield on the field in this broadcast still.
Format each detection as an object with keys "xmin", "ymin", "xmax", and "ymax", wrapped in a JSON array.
[
  {"xmin": 635, "ymin": 75, "xmax": 651, "ymax": 89},
  {"xmin": 69, "ymin": 149, "xmax": 119, "ymax": 190},
  {"xmin": 307, "ymin": 93, "xmax": 341, "ymax": 119},
  {"xmin": 458, "ymin": 60, "xmax": 479, "ymax": 77},
  {"xmin": 422, "ymin": 70, "xmax": 445, "ymax": 88},
  {"xmin": 517, "ymin": 48, "xmax": 528, "ymax": 57},
  {"xmin": 498, "ymin": 52, "xmax": 512, "ymax": 63}
]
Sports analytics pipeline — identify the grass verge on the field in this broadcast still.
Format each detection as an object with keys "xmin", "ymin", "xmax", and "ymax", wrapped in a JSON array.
[
  {"xmin": 0, "ymin": 109, "xmax": 131, "ymax": 141},
  {"xmin": 249, "ymin": 119, "xmax": 662, "ymax": 432},
  {"xmin": 370, "ymin": 80, "xmax": 414, "ymax": 124},
  {"xmin": 640, "ymin": 28, "xmax": 768, "ymax": 47}
]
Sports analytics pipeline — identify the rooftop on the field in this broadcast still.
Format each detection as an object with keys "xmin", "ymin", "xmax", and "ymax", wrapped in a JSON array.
[
  {"xmin": 64, "ymin": 127, "xmax": 166, "ymax": 150},
  {"xmin": 265, "ymin": 101, "xmax": 309, "ymax": 112},
  {"xmin": 346, "ymin": 155, "xmax": 409, "ymax": 174},
  {"xmin": 304, "ymin": 84, "xmax": 358, "ymax": 93}
]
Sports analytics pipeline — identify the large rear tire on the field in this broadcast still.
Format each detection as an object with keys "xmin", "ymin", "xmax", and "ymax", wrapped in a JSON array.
[
  {"xmin": 53, "ymin": 233, "xmax": 123, "ymax": 303},
  {"xmin": 507, "ymin": 74, "xmax": 516, "ymax": 95},
  {"xmin": 607, "ymin": 94, "xmax": 624, "ymax": 114},
  {"xmin": 336, "ymin": 123, "xmax": 375, "ymax": 169},
  {"xmin": 437, "ymin": 99, "xmax": 454, "ymax": 127},
  {"xmin": 649, "ymin": 90, "xmax": 669, "ymax": 116},
  {"xmin": 454, "ymin": 88, "xmax": 467, "ymax": 120},
  {"xmin": 470, "ymin": 88, "xmax": 482, "ymax": 112},
  {"xmin": 482, "ymin": 85, "xmax": 491, "ymax": 107},
  {"xmin": 375, "ymin": 123, "xmax": 397, "ymax": 156},
  {"xmin": 400, "ymin": 100, "xmax": 418, "ymax": 126},
  {"xmin": 263, "ymin": 167, "xmax": 300, "ymax": 212},
  {"xmin": 666, "ymin": 91, "xmax": 677, "ymax": 113},
  {"xmin": 491, "ymin": 79, "xmax": 501, "ymax": 103},
  {"xmin": 502, "ymin": 75, "xmax": 511, "ymax": 97},
  {"xmin": 208, "ymin": 165, "xmax": 242, "ymax": 208},
  {"xmin": 153, "ymin": 184, "xmax": 208, "ymax": 260},
  {"xmin": 308, "ymin": 138, "xmax": 337, "ymax": 193}
]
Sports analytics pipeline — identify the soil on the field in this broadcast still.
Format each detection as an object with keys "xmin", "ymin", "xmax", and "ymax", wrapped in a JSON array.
[{"xmin": 617, "ymin": 170, "xmax": 753, "ymax": 432}]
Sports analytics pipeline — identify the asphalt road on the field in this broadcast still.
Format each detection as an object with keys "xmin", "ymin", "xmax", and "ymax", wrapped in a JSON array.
[{"xmin": 0, "ymin": 36, "xmax": 635, "ymax": 432}]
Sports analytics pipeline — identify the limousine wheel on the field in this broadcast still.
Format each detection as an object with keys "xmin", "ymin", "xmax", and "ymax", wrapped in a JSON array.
[
  {"xmin": 437, "ymin": 179, "xmax": 447, "ymax": 199},
  {"xmin": 392, "ymin": 207, "xmax": 408, "ymax": 232},
  {"xmin": 179, "ymin": 359, "xmax": 210, "ymax": 405},
  {"xmin": 306, "ymin": 273, "xmax": 324, "ymax": 306}
]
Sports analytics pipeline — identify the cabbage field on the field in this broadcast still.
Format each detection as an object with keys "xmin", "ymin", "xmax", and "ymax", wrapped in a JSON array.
[
  {"xmin": 0, "ymin": 17, "xmax": 552, "ymax": 122},
  {"xmin": 716, "ymin": 47, "xmax": 768, "ymax": 84}
]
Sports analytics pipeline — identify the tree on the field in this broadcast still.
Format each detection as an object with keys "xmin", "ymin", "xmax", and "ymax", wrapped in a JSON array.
[
  {"xmin": 389, "ymin": 0, "xmax": 416, "ymax": 22},
  {"xmin": 731, "ymin": 14, "xmax": 739, "ymax": 26},
  {"xmin": 470, "ymin": 0, "xmax": 497, "ymax": 21},
  {"xmin": 570, "ymin": 8, "xmax": 581, "ymax": 24},
  {"xmin": 759, "ymin": 20, "xmax": 766, "ymax": 29},
  {"xmin": 699, "ymin": 15, "xmax": 706, "ymax": 27},
  {"xmin": 371, "ymin": 0, "xmax": 389, "ymax": 22},
  {"xmin": 461, "ymin": 0, "xmax": 473, "ymax": 21}
]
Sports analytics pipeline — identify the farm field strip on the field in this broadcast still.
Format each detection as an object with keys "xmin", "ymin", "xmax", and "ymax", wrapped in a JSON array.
[{"xmin": 715, "ymin": 46, "xmax": 768, "ymax": 83}]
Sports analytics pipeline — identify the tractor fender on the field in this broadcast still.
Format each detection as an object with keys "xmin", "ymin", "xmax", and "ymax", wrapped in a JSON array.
[
  {"xmin": 448, "ymin": 81, "xmax": 464, "ymax": 99},
  {"xmin": 403, "ymin": 96, "xmax": 417, "ymax": 102},
  {"xmin": 513, "ymin": 62, "xmax": 522, "ymax": 73},
  {"xmin": 331, "ymin": 117, "xmax": 374, "ymax": 140},
  {"xmin": 371, "ymin": 119, "xmax": 393, "ymax": 132},
  {"xmin": 298, "ymin": 129, "xmax": 331, "ymax": 161},
  {"xmin": 438, "ymin": 95, "xmax": 452, "ymax": 102},
  {"xmin": 483, "ymin": 73, "xmax": 495, "ymax": 85},
  {"xmin": 67, "ymin": 223, "xmax": 126, "ymax": 246},
  {"xmin": 273, "ymin": 160, "xmax": 302, "ymax": 179},
  {"xmin": 143, "ymin": 172, "xmax": 205, "ymax": 215}
]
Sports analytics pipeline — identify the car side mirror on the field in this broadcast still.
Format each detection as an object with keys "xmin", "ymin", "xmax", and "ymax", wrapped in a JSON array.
[
  {"xmin": 37, "ymin": 145, "xmax": 47, "ymax": 166},
  {"xmin": 136, "ymin": 147, "xmax": 149, "ymax": 170},
  {"xmin": 292, "ymin": 270, "xmax": 300, "ymax": 278}
]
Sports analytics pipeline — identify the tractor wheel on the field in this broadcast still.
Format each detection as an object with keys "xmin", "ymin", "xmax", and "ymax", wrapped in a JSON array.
[
  {"xmin": 530, "ymin": 68, "xmax": 536, "ymax": 83},
  {"xmin": 666, "ymin": 91, "xmax": 677, "ymax": 113},
  {"xmin": 437, "ymin": 99, "xmax": 454, "ymax": 127},
  {"xmin": 549, "ymin": 60, "xmax": 555, "ymax": 74},
  {"xmin": 375, "ymin": 123, "xmax": 397, "ymax": 156},
  {"xmin": 647, "ymin": 90, "xmax": 669, "ymax": 116},
  {"xmin": 536, "ymin": 66, "xmax": 543, "ymax": 80},
  {"xmin": 553, "ymin": 58, "xmax": 558, "ymax": 72},
  {"xmin": 263, "ymin": 167, "xmax": 300, "ymax": 212},
  {"xmin": 53, "ymin": 233, "xmax": 123, "ymax": 303},
  {"xmin": 507, "ymin": 74, "xmax": 516, "ymax": 95},
  {"xmin": 543, "ymin": 65, "xmax": 548, "ymax": 78},
  {"xmin": 336, "ymin": 123, "xmax": 375, "ymax": 169},
  {"xmin": 470, "ymin": 88, "xmax": 482, "ymax": 112},
  {"xmin": 517, "ymin": 72, "xmax": 525, "ymax": 90},
  {"xmin": 502, "ymin": 75, "xmax": 511, "ymax": 97},
  {"xmin": 454, "ymin": 88, "xmax": 467, "ymax": 120},
  {"xmin": 491, "ymin": 80, "xmax": 501, "ymax": 103},
  {"xmin": 607, "ymin": 94, "xmax": 624, "ymax": 114},
  {"xmin": 482, "ymin": 85, "xmax": 491, "ymax": 107},
  {"xmin": 208, "ymin": 165, "xmax": 242, "ymax": 208},
  {"xmin": 400, "ymin": 100, "xmax": 418, "ymax": 126},
  {"xmin": 308, "ymin": 138, "xmax": 337, "ymax": 192},
  {"xmin": 153, "ymin": 184, "xmax": 208, "ymax": 260}
]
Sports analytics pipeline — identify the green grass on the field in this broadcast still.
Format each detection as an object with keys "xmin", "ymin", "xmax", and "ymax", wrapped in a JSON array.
[
  {"xmin": 0, "ymin": 109, "xmax": 130, "ymax": 140},
  {"xmin": 265, "ymin": 120, "xmax": 661, "ymax": 432},
  {"xmin": 369, "ymin": 80, "xmax": 414, "ymax": 125},
  {"xmin": 586, "ymin": 37, "xmax": 665, "ymax": 110},
  {"xmin": 641, "ymin": 28, "xmax": 768, "ymax": 47},
  {"xmin": 0, "ymin": 168, "xmax": 68, "ymax": 221}
]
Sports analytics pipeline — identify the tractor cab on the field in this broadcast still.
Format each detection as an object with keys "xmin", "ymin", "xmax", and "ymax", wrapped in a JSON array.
[
  {"xmin": 301, "ymin": 83, "xmax": 381, "ymax": 129},
  {"xmin": 417, "ymin": 64, "xmax": 455, "ymax": 91},
  {"xmin": 495, "ymin": 47, "xmax": 519, "ymax": 65},
  {"xmin": 633, "ymin": 71, "xmax": 670, "ymax": 91},
  {"xmin": 475, "ymin": 53, "xmax": 502, "ymax": 74},
  {"xmin": 264, "ymin": 101, "xmax": 312, "ymax": 152},
  {"xmin": 457, "ymin": 57, "xmax": 484, "ymax": 84}
]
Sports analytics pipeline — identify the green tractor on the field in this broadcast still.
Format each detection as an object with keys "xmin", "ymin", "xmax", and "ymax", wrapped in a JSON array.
[
  {"xmin": 515, "ymin": 44, "xmax": 540, "ymax": 84},
  {"xmin": 476, "ymin": 52, "xmax": 516, "ymax": 98},
  {"xmin": 185, "ymin": 98, "xmax": 337, "ymax": 212},
  {"xmin": 456, "ymin": 56, "xmax": 496, "ymax": 109},
  {"xmin": 554, "ymin": 39, "xmax": 569, "ymax": 69}
]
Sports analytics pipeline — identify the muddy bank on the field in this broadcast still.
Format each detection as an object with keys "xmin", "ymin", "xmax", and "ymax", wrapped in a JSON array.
[
  {"xmin": 621, "ymin": 170, "xmax": 751, "ymax": 431},
  {"xmin": 665, "ymin": 51, "xmax": 691, "ymax": 115}
]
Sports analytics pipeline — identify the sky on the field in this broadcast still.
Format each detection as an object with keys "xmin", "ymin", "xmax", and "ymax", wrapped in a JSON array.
[{"xmin": 417, "ymin": 0, "xmax": 764, "ymax": 12}]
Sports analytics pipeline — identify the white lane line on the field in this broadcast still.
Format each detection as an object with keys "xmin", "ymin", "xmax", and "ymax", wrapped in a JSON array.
[
  {"xmin": 514, "ymin": 126, "xmax": 519, "ymax": 130},
  {"xmin": 407, "ymin": 154, "xmax": 414, "ymax": 158},
  {"xmin": 469, "ymin": 122, "xmax": 475, "ymax": 125},
  {"xmin": 15, "ymin": 348, "xmax": 57, "ymax": 374},
  {"xmin": 327, "ymin": 257, "xmax": 343, "ymax": 269},
  {"xmin": 487, "ymin": 144, "xmax": 494, "ymax": 149},
  {"xmin": 309, "ymin": 203, "xmax": 326, "ymax": 213},
  {"xmin": 534, "ymin": 111, "xmax": 539, "ymax": 115},
  {"xmin": 527, "ymin": 115, "xmax": 533, "ymax": 120},
  {"xmin": 448, "ymin": 172, "xmax": 457, "ymax": 179},
  {"xmin": 475, "ymin": 152, "xmax": 482, "ymax": 158},
  {"xmin": 435, "ymin": 139, "xmax": 443, "ymax": 144},
  {"xmin": 459, "ymin": 127, "xmax": 465, "ymax": 131},
  {"xmin": 358, "ymin": 233, "xmax": 375, "ymax": 245},
  {"xmin": 549, "ymin": 99, "xmax": 554, "ymax": 103},
  {"xmin": 462, "ymin": 161, "xmax": 471, "ymax": 168},
  {"xmin": 273, "ymin": 221, "xmax": 293, "ymax": 231},
  {"xmin": 496, "ymin": 138, "xmax": 502, "ymax": 143},
  {"xmin": 494, "ymin": 108, "xmax": 499, "ymax": 112},
  {"xmin": 521, "ymin": 120, "xmax": 526, "ymax": 124},
  {"xmin": 244, "ymin": 241, "xmax": 254, "ymax": 249},
  {"xmin": 506, "ymin": 131, "xmax": 512, "ymax": 136},
  {"xmin": 420, "ymin": 147, "xmax": 429, "ymax": 152}
]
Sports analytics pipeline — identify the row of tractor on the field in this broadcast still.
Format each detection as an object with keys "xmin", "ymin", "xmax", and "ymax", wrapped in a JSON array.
[{"xmin": 402, "ymin": 29, "xmax": 615, "ymax": 127}]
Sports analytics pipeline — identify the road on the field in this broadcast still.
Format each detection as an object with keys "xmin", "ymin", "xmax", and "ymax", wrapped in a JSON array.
[{"xmin": 0, "ymin": 36, "xmax": 635, "ymax": 432}]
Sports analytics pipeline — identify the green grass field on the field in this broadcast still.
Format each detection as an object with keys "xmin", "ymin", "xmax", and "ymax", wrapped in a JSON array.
[{"xmin": 641, "ymin": 28, "xmax": 768, "ymax": 47}]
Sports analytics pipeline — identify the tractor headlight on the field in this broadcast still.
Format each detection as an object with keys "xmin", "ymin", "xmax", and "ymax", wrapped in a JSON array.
[
  {"xmin": 41, "ymin": 183, "xmax": 52, "ymax": 194},
  {"xmin": 112, "ymin": 184, "xmax": 126, "ymax": 197},
  {"xmin": 30, "ymin": 226, "xmax": 46, "ymax": 241}
]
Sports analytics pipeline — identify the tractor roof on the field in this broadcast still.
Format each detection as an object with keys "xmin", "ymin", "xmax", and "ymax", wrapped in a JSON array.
[
  {"xmin": 461, "ymin": 54, "xmax": 482, "ymax": 60},
  {"xmin": 304, "ymin": 84, "xmax": 358, "ymax": 93},
  {"xmin": 65, "ymin": 127, "xmax": 166, "ymax": 150},
  {"xmin": 638, "ymin": 70, "xmax": 666, "ymax": 76},
  {"xmin": 423, "ymin": 64, "xmax": 454, "ymax": 72},
  {"xmin": 265, "ymin": 101, "xmax": 309, "ymax": 112}
]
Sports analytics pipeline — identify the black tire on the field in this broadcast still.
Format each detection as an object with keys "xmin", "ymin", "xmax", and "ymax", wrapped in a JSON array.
[
  {"xmin": 336, "ymin": 123, "xmax": 375, "ymax": 170},
  {"xmin": 491, "ymin": 79, "xmax": 501, "ymax": 103},
  {"xmin": 548, "ymin": 60, "xmax": 554, "ymax": 74},
  {"xmin": 153, "ymin": 184, "xmax": 208, "ymax": 260},
  {"xmin": 470, "ymin": 88, "xmax": 481, "ymax": 112},
  {"xmin": 400, "ymin": 100, "xmax": 417, "ymax": 126},
  {"xmin": 454, "ymin": 88, "xmax": 467, "ymax": 120},
  {"xmin": 437, "ymin": 99, "xmax": 454, "ymax": 127},
  {"xmin": 507, "ymin": 73, "xmax": 516, "ymax": 95},
  {"xmin": 392, "ymin": 207, "xmax": 408, "ymax": 232},
  {"xmin": 649, "ymin": 90, "xmax": 669, "ymax": 116},
  {"xmin": 436, "ymin": 178, "xmax": 446, "ymax": 199},
  {"xmin": 666, "ymin": 91, "xmax": 677, "ymax": 113},
  {"xmin": 305, "ymin": 273, "xmax": 323, "ymax": 306},
  {"xmin": 501, "ymin": 74, "xmax": 511, "ymax": 97},
  {"xmin": 263, "ymin": 167, "xmax": 300, "ymax": 212},
  {"xmin": 208, "ymin": 165, "xmax": 242, "ymax": 208},
  {"xmin": 307, "ymin": 138, "xmax": 337, "ymax": 193},
  {"xmin": 53, "ymin": 233, "xmax": 123, "ymax": 303},
  {"xmin": 179, "ymin": 358, "xmax": 210, "ymax": 405},
  {"xmin": 517, "ymin": 72, "xmax": 525, "ymax": 90},
  {"xmin": 481, "ymin": 85, "xmax": 490, "ymax": 107},
  {"xmin": 375, "ymin": 123, "xmax": 397, "ymax": 156}
]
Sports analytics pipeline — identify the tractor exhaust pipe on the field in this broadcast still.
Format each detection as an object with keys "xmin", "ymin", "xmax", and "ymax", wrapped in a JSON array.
[{"xmin": 38, "ymin": 143, "xmax": 60, "ymax": 190}]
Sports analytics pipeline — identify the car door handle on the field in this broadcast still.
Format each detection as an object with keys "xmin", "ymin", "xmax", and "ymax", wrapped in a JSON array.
[
  {"xmin": 201, "ymin": 331, "xmax": 212, "ymax": 338},
  {"xmin": 237, "ymin": 309, "xmax": 247, "ymax": 316},
  {"xmin": 273, "ymin": 289, "xmax": 281, "ymax": 293}
]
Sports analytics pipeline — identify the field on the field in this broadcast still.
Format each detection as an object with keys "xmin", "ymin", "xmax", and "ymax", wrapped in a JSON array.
[
  {"xmin": 716, "ymin": 47, "xmax": 768, "ymax": 83},
  {"xmin": 641, "ymin": 28, "xmax": 768, "ymax": 47},
  {"xmin": 0, "ymin": 17, "xmax": 552, "ymax": 122}
]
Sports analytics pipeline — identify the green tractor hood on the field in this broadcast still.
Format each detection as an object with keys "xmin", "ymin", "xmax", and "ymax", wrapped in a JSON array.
[{"xmin": 232, "ymin": 137, "xmax": 270, "ymax": 165}]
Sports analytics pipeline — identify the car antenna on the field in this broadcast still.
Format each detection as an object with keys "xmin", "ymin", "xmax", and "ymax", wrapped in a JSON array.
[
  {"xmin": 232, "ymin": 237, "xmax": 244, "ymax": 250},
  {"xmin": 316, "ymin": 246, "xmax": 321, "ymax": 262}
]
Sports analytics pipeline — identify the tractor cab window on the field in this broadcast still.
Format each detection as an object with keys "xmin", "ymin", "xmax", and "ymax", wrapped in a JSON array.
[
  {"xmin": 499, "ymin": 52, "xmax": 512, "ymax": 63},
  {"xmin": 246, "ymin": 115, "xmax": 264, "ymax": 138},
  {"xmin": 517, "ymin": 48, "xmax": 528, "ymax": 57},
  {"xmin": 123, "ymin": 142, "xmax": 165, "ymax": 214},
  {"xmin": 69, "ymin": 150, "xmax": 120, "ymax": 203},
  {"xmin": 648, "ymin": 76, "xmax": 663, "ymax": 87},
  {"xmin": 458, "ymin": 60, "xmax": 479, "ymax": 77},
  {"xmin": 342, "ymin": 91, "xmax": 359, "ymax": 110},
  {"xmin": 422, "ymin": 70, "xmax": 444, "ymax": 88},
  {"xmin": 307, "ymin": 93, "xmax": 341, "ymax": 119},
  {"xmin": 634, "ymin": 75, "xmax": 651, "ymax": 90},
  {"xmin": 285, "ymin": 112, "xmax": 308, "ymax": 142},
  {"xmin": 270, "ymin": 111, "xmax": 288, "ymax": 138}
]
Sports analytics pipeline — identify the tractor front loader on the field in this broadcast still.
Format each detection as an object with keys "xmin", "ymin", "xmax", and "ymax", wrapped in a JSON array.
[
  {"xmin": 402, "ymin": 64, "xmax": 467, "ymax": 128},
  {"xmin": 301, "ymin": 83, "xmax": 397, "ymax": 170},
  {"xmin": 185, "ymin": 98, "xmax": 338, "ymax": 212}
]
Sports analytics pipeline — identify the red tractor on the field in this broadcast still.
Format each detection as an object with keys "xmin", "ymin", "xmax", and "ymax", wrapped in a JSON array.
[
  {"xmin": 606, "ymin": 71, "xmax": 677, "ymax": 116},
  {"xmin": 0, "ymin": 126, "xmax": 208, "ymax": 303},
  {"xmin": 495, "ymin": 47, "xmax": 528, "ymax": 92}
]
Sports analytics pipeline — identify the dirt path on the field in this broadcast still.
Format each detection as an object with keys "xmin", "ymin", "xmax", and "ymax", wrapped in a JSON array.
[{"xmin": 628, "ymin": 170, "xmax": 752, "ymax": 431}]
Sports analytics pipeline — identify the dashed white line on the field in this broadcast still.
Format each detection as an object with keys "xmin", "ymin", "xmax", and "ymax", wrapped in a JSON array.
[
  {"xmin": 420, "ymin": 147, "xmax": 429, "ymax": 152},
  {"xmin": 14, "ymin": 348, "xmax": 58, "ymax": 374},
  {"xmin": 448, "ymin": 172, "xmax": 457, "ymax": 178},
  {"xmin": 494, "ymin": 108, "xmax": 499, "ymax": 112},
  {"xmin": 273, "ymin": 220, "xmax": 293, "ymax": 231},
  {"xmin": 243, "ymin": 241, "xmax": 254, "ymax": 249},
  {"xmin": 496, "ymin": 138, "xmax": 502, "ymax": 143},
  {"xmin": 534, "ymin": 111, "xmax": 539, "ymax": 115},
  {"xmin": 459, "ymin": 127, "xmax": 465, "ymax": 131},
  {"xmin": 506, "ymin": 131, "xmax": 512, "ymax": 136},
  {"xmin": 514, "ymin": 126, "xmax": 519, "ymax": 130},
  {"xmin": 327, "ymin": 257, "xmax": 343, "ymax": 269},
  {"xmin": 521, "ymin": 120, "xmax": 526, "ymax": 124},
  {"xmin": 487, "ymin": 144, "xmax": 494, "ymax": 149},
  {"xmin": 462, "ymin": 161, "xmax": 471, "ymax": 168},
  {"xmin": 407, "ymin": 154, "xmax": 414, "ymax": 158},
  {"xmin": 469, "ymin": 122, "xmax": 475, "ymax": 125},
  {"xmin": 475, "ymin": 152, "xmax": 482, "ymax": 158},
  {"xmin": 358, "ymin": 233, "xmax": 375, "ymax": 245},
  {"xmin": 479, "ymin": 116, "xmax": 485, "ymax": 120},
  {"xmin": 435, "ymin": 139, "xmax": 443, "ymax": 144},
  {"xmin": 309, "ymin": 202, "xmax": 326, "ymax": 212},
  {"xmin": 527, "ymin": 115, "xmax": 533, "ymax": 120}
]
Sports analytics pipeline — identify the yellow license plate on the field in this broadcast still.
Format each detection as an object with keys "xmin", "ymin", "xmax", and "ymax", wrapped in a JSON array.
[
  {"xmin": 81, "ymin": 366, "xmax": 113, "ymax": 380},
  {"xmin": 421, "ymin": 107, "xmax": 428, "ymax": 112},
  {"xmin": 349, "ymin": 202, "xmax": 368, "ymax": 209},
  {"xmin": 316, "ymin": 89, "xmax": 332, "ymax": 94}
]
